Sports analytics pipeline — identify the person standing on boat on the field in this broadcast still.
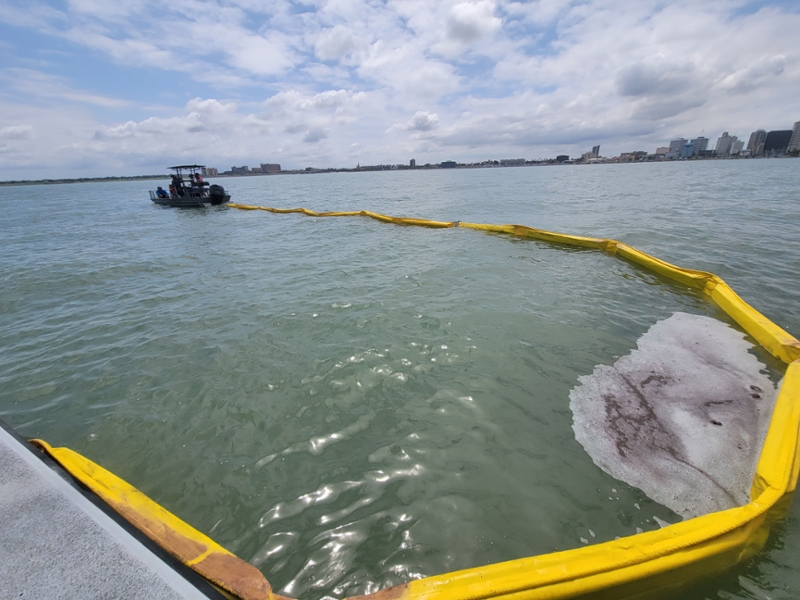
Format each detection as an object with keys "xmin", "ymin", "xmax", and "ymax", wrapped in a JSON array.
[
  {"xmin": 195, "ymin": 172, "xmax": 208, "ymax": 196},
  {"xmin": 189, "ymin": 174, "xmax": 200, "ymax": 197},
  {"xmin": 171, "ymin": 174, "xmax": 184, "ymax": 197}
]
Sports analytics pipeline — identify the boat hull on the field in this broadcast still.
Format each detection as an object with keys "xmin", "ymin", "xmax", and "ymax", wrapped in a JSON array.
[{"xmin": 151, "ymin": 194, "xmax": 230, "ymax": 208}]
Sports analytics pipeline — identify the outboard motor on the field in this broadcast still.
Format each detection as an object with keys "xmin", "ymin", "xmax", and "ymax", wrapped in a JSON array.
[{"xmin": 209, "ymin": 184, "xmax": 227, "ymax": 205}]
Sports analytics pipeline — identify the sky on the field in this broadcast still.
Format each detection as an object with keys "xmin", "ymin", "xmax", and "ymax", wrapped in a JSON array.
[{"xmin": 1, "ymin": 0, "xmax": 799, "ymax": 179}]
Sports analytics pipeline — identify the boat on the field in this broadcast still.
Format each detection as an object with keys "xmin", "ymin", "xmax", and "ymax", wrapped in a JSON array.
[{"xmin": 149, "ymin": 165, "xmax": 230, "ymax": 207}]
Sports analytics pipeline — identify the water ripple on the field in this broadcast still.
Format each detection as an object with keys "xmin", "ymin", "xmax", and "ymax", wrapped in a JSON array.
[{"xmin": 1, "ymin": 162, "xmax": 799, "ymax": 600}]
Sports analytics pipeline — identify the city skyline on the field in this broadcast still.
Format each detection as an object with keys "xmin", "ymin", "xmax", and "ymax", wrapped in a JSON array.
[
  {"xmin": 1, "ymin": 0, "xmax": 799, "ymax": 180},
  {"xmin": 200, "ymin": 119, "xmax": 799, "ymax": 174}
]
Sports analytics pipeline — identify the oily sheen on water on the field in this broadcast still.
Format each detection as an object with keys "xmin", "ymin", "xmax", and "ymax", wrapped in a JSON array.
[{"xmin": 570, "ymin": 312, "xmax": 777, "ymax": 519}]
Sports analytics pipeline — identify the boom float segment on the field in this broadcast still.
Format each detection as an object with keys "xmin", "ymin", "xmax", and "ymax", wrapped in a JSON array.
[
  {"xmin": 31, "ymin": 204, "xmax": 800, "ymax": 600},
  {"xmin": 30, "ymin": 440, "xmax": 288, "ymax": 600}
]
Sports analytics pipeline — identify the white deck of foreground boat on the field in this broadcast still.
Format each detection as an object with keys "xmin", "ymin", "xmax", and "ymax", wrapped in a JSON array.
[{"xmin": 0, "ymin": 424, "xmax": 221, "ymax": 599}]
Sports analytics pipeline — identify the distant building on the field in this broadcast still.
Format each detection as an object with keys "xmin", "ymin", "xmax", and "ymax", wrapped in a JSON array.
[
  {"xmin": 665, "ymin": 138, "xmax": 686, "ymax": 159},
  {"xmin": 260, "ymin": 163, "xmax": 281, "ymax": 173},
  {"xmin": 746, "ymin": 130, "xmax": 767, "ymax": 157},
  {"xmin": 668, "ymin": 138, "xmax": 686, "ymax": 152},
  {"xmin": 690, "ymin": 137, "xmax": 709, "ymax": 154},
  {"xmin": 410, "ymin": 158, "xmax": 416, "ymax": 167},
  {"xmin": 500, "ymin": 158, "xmax": 526, "ymax": 166},
  {"xmin": 731, "ymin": 140, "xmax": 744, "ymax": 156},
  {"xmin": 669, "ymin": 138, "xmax": 686, "ymax": 152},
  {"xmin": 655, "ymin": 147, "xmax": 669, "ymax": 156},
  {"xmin": 202, "ymin": 167, "xmax": 219, "ymax": 176},
  {"xmin": 764, "ymin": 130, "xmax": 792, "ymax": 156},
  {"xmin": 231, "ymin": 166, "xmax": 250, "ymax": 174},
  {"xmin": 440, "ymin": 161, "xmax": 457, "ymax": 168},
  {"xmin": 787, "ymin": 122, "xmax": 800, "ymax": 153},
  {"xmin": 715, "ymin": 132, "xmax": 739, "ymax": 157},
  {"xmin": 581, "ymin": 146, "xmax": 600, "ymax": 161},
  {"xmin": 619, "ymin": 151, "xmax": 647, "ymax": 162},
  {"xmin": 555, "ymin": 155, "xmax": 569, "ymax": 163},
  {"xmin": 680, "ymin": 142, "xmax": 694, "ymax": 159}
]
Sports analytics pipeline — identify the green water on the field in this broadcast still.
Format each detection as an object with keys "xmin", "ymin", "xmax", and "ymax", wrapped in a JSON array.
[{"xmin": 1, "ymin": 160, "xmax": 799, "ymax": 598}]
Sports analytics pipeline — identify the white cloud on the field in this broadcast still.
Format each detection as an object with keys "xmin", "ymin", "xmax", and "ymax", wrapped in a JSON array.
[
  {"xmin": 717, "ymin": 55, "xmax": 788, "ymax": 94},
  {"xmin": 504, "ymin": 0, "xmax": 572, "ymax": 26},
  {"xmin": 0, "ymin": 125, "xmax": 35, "ymax": 140},
  {"xmin": 0, "ymin": 68, "xmax": 131, "ymax": 108},
  {"xmin": 1, "ymin": 0, "xmax": 800, "ymax": 178},
  {"xmin": 315, "ymin": 25, "xmax": 360, "ymax": 61},
  {"xmin": 389, "ymin": 111, "xmax": 440, "ymax": 132},
  {"xmin": 616, "ymin": 59, "xmax": 700, "ymax": 98},
  {"xmin": 303, "ymin": 127, "xmax": 329, "ymax": 143},
  {"xmin": 446, "ymin": 1, "xmax": 502, "ymax": 43}
]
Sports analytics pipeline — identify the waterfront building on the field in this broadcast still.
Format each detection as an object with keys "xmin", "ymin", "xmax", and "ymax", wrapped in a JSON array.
[
  {"xmin": 619, "ymin": 151, "xmax": 647, "ymax": 162},
  {"xmin": 746, "ymin": 130, "xmax": 767, "ymax": 157},
  {"xmin": 680, "ymin": 142, "xmax": 694, "ymax": 159},
  {"xmin": 441, "ymin": 161, "xmax": 457, "ymax": 168},
  {"xmin": 500, "ymin": 158, "xmax": 526, "ymax": 166},
  {"xmin": 581, "ymin": 146, "xmax": 599, "ymax": 162},
  {"xmin": 665, "ymin": 138, "xmax": 686, "ymax": 159},
  {"xmin": 202, "ymin": 167, "xmax": 219, "ymax": 176},
  {"xmin": 260, "ymin": 163, "xmax": 281, "ymax": 173},
  {"xmin": 410, "ymin": 159, "xmax": 416, "ymax": 167},
  {"xmin": 555, "ymin": 155, "xmax": 569, "ymax": 163},
  {"xmin": 764, "ymin": 130, "xmax": 792, "ymax": 156},
  {"xmin": 690, "ymin": 137, "xmax": 709, "ymax": 154},
  {"xmin": 668, "ymin": 138, "xmax": 686, "ymax": 153},
  {"xmin": 787, "ymin": 121, "xmax": 800, "ymax": 153},
  {"xmin": 655, "ymin": 147, "xmax": 669, "ymax": 156},
  {"xmin": 731, "ymin": 140, "xmax": 744, "ymax": 156},
  {"xmin": 231, "ymin": 166, "xmax": 250, "ymax": 174},
  {"xmin": 715, "ymin": 132, "xmax": 739, "ymax": 157}
]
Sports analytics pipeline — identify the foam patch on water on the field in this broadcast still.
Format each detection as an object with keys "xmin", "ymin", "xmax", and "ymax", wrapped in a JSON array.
[{"xmin": 570, "ymin": 312, "xmax": 777, "ymax": 519}]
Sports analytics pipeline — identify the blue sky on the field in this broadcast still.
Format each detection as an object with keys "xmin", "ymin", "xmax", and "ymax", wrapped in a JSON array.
[{"xmin": 0, "ymin": 0, "xmax": 798, "ymax": 178}]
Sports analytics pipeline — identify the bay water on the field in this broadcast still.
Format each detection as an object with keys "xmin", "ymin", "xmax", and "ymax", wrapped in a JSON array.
[{"xmin": 1, "ymin": 160, "xmax": 799, "ymax": 599}]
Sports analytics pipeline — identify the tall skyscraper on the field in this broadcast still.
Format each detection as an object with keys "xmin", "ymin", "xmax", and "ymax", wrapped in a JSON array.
[
  {"xmin": 665, "ymin": 138, "xmax": 686, "ymax": 159},
  {"xmin": 715, "ymin": 132, "xmax": 738, "ymax": 156},
  {"xmin": 746, "ymin": 130, "xmax": 767, "ymax": 157},
  {"xmin": 592, "ymin": 145, "xmax": 600, "ymax": 156},
  {"xmin": 690, "ymin": 137, "xmax": 709, "ymax": 154},
  {"xmin": 668, "ymin": 138, "xmax": 686, "ymax": 153},
  {"xmin": 764, "ymin": 130, "xmax": 792, "ymax": 156},
  {"xmin": 788, "ymin": 121, "xmax": 800, "ymax": 153}
]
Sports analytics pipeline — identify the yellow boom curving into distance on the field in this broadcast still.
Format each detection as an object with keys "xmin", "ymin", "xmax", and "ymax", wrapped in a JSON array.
[{"xmin": 33, "ymin": 204, "xmax": 800, "ymax": 600}]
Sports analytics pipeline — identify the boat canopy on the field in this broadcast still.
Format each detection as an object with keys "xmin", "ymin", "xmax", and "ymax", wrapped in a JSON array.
[{"xmin": 168, "ymin": 165, "xmax": 205, "ymax": 170}]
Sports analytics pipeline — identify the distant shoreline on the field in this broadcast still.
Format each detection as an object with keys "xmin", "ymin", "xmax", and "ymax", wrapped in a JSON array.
[
  {"xmin": 1, "ymin": 155, "xmax": 796, "ymax": 186},
  {"xmin": 0, "ymin": 174, "xmax": 168, "ymax": 187}
]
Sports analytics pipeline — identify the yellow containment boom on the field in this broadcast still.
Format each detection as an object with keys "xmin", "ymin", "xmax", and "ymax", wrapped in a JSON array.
[
  {"xmin": 30, "ymin": 439, "xmax": 289, "ymax": 600},
  {"xmin": 32, "ymin": 205, "xmax": 800, "ymax": 600}
]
